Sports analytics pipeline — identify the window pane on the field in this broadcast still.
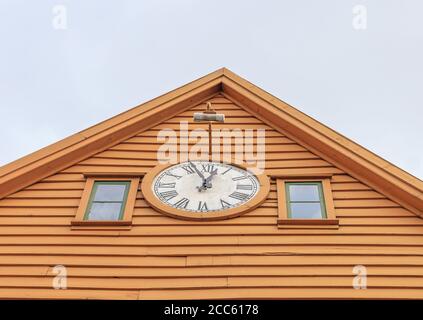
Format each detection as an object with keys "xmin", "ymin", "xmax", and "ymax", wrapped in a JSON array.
[
  {"xmin": 290, "ymin": 202, "xmax": 323, "ymax": 219},
  {"xmin": 93, "ymin": 184, "xmax": 127, "ymax": 202},
  {"xmin": 86, "ymin": 202, "xmax": 123, "ymax": 220},
  {"xmin": 288, "ymin": 184, "xmax": 320, "ymax": 201}
]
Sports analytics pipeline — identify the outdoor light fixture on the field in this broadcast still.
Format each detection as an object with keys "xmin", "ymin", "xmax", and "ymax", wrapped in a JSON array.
[{"xmin": 193, "ymin": 102, "xmax": 225, "ymax": 160}]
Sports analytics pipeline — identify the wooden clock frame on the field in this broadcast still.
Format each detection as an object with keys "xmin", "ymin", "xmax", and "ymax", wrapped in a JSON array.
[{"xmin": 141, "ymin": 161, "xmax": 271, "ymax": 221}]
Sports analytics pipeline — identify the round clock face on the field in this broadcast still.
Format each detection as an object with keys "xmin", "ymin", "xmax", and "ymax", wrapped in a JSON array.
[{"xmin": 151, "ymin": 161, "xmax": 260, "ymax": 213}]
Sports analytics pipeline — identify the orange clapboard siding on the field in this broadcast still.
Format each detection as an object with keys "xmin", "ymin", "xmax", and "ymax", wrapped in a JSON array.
[
  {"xmin": 4, "ymin": 288, "xmax": 422, "ymax": 300},
  {"xmin": 1, "ymin": 245, "xmax": 423, "ymax": 257},
  {"xmin": 3, "ymin": 275, "xmax": 423, "ymax": 291},
  {"xmin": 136, "ymin": 288, "xmax": 423, "ymax": 300},
  {"xmin": 0, "ymin": 78, "xmax": 422, "ymax": 300}
]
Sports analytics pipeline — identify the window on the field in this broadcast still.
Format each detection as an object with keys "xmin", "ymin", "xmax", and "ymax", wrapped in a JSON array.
[
  {"xmin": 286, "ymin": 182, "xmax": 326, "ymax": 219},
  {"xmin": 85, "ymin": 181, "xmax": 130, "ymax": 221},
  {"xmin": 275, "ymin": 176, "xmax": 338, "ymax": 229},
  {"xmin": 72, "ymin": 176, "xmax": 140, "ymax": 227}
]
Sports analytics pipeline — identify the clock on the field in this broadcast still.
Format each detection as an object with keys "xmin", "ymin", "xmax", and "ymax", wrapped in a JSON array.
[{"xmin": 141, "ymin": 161, "xmax": 270, "ymax": 221}]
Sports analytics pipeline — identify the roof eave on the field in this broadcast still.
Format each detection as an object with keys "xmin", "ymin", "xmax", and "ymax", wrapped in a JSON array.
[
  {"xmin": 220, "ymin": 69, "xmax": 423, "ymax": 217},
  {"xmin": 0, "ymin": 69, "xmax": 224, "ymax": 198}
]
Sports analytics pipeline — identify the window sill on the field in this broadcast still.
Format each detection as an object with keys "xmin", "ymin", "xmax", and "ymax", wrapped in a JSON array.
[
  {"xmin": 71, "ymin": 219, "xmax": 132, "ymax": 231},
  {"xmin": 277, "ymin": 219, "xmax": 339, "ymax": 229}
]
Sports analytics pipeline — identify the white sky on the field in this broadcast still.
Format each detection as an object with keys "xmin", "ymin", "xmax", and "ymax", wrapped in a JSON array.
[{"xmin": 0, "ymin": 0, "xmax": 422, "ymax": 179}]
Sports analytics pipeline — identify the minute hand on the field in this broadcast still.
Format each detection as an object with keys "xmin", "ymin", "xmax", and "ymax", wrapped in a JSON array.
[{"xmin": 188, "ymin": 161, "xmax": 206, "ymax": 181}]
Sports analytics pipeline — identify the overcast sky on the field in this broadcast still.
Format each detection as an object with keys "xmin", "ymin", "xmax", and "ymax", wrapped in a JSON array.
[{"xmin": 0, "ymin": 0, "xmax": 422, "ymax": 179}]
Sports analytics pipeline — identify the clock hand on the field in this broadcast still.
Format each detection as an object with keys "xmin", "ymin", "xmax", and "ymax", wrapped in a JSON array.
[
  {"xmin": 189, "ymin": 161, "xmax": 208, "ymax": 191},
  {"xmin": 189, "ymin": 161, "xmax": 206, "ymax": 181},
  {"xmin": 204, "ymin": 168, "xmax": 218, "ymax": 188}
]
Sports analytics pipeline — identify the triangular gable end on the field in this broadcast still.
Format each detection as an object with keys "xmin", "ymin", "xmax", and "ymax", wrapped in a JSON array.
[{"xmin": 0, "ymin": 68, "xmax": 422, "ymax": 217}]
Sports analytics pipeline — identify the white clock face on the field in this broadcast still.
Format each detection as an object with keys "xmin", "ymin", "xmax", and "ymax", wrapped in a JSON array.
[{"xmin": 152, "ymin": 161, "xmax": 260, "ymax": 213}]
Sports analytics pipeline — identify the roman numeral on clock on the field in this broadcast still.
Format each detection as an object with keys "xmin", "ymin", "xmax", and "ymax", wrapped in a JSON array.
[
  {"xmin": 197, "ymin": 201, "xmax": 208, "ymax": 211},
  {"xmin": 159, "ymin": 190, "xmax": 178, "ymax": 200},
  {"xmin": 221, "ymin": 167, "xmax": 232, "ymax": 175},
  {"xmin": 159, "ymin": 182, "xmax": 176, "ymax": 188},
  {"xmin": 165, "ymin": 172, "xmax": 182, "ymax": 180},
  {"xmin": 201, "ymin": 163, "xmax": 215, "ymax": 173},
  {"xmin": 174, "ymin": 197, "xmax": 190, "ymax": 209},
  {"xmin": 229, "ymin": 191, "xmax": 249, "ymax": 201},
  {"xmin": 232, "ymin": 175, "xmax": 248, "ymax": 181},
  {"xmin": 220, "ymin": 199, "xmax": 231, "ymax": 209},
  {"xmin": 181, "ymin": 166, "xmax": 195, "ymax": 174},
  {"xmin": 236, "ymin": 184, "xmax": 253, "ymax": 190}
]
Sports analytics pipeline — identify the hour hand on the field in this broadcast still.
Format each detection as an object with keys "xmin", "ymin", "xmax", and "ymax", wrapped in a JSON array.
[{"xmin": 204, "ymin": 168, "xmax": 218, "ymax": 188}]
